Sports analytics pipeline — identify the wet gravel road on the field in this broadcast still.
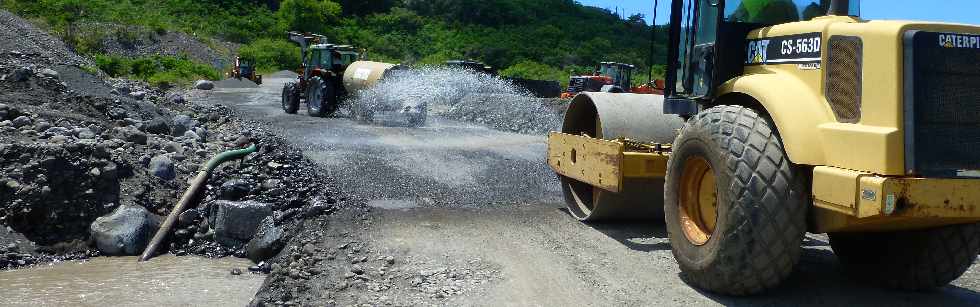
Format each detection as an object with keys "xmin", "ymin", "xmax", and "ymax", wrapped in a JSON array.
[{"xmin": 190, "ymin": 74, "xmax": 980, "ymax": 306}]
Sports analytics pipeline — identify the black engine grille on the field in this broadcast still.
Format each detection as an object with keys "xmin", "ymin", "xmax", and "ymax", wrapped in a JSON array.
[{"xmin": 905, "ymin": 31, "xmax": 980, "ymax": 176}]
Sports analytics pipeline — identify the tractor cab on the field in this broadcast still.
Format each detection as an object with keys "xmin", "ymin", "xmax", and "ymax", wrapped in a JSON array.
[
  {"xmin": 563, "ymin": 62, "xmax": 638, "ymax": 98},
  {"xmin": 303, "ymin": 44, "xmax": 359, "ymax": 80},
  {"xmin": 596, "ymin": 62, "xmax": 635, "ymax": 90}
]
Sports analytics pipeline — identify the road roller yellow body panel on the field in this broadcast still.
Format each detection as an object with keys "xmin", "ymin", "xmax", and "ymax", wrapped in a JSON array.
[
  {"xmin": 547, "ymin": 132, "xmax": 669, "ymax": 193},
  {"xmin": 549, "ymin": 0, "xmax": 980, "ymax": 295}
]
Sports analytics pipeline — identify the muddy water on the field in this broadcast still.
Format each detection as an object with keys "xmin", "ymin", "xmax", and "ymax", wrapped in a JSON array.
[{"xmin": 0, "ymin": 255, "xmax": 263, "ymax": 306}]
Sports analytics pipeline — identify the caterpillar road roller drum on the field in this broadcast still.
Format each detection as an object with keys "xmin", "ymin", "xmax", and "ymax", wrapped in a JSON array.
[
  {"xmin": 559, "ymin": 92, "xmax": 684, "ymax": 221},
  {"xmin": 343, "ymin": 61, "xmax": 401, "ymax": 93}
]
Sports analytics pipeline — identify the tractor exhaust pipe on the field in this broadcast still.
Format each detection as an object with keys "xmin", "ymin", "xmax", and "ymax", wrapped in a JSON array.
[{"xmin": 828, "ymin": 0, "xmax": 854, "ymax": 16}]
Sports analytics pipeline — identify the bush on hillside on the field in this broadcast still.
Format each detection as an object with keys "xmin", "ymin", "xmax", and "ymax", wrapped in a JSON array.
[{"xmin": 239, "ymin": 38, "xmax": 302, "ymax": 72}]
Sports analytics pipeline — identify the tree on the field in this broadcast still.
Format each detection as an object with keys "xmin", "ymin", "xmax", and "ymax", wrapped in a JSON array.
[{"xmin": 277, "ymin": 0, "xmax": 342, "ymax": 34}]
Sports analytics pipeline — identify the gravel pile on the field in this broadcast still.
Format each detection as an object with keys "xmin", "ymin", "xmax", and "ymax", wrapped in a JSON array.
[
  {"xmin": 0, "ymin": 9, "xmax": 347, "ymax": 269},
  {"xmin": 77, "ymin": 22, "xmax": 236, "ymax": 70}
]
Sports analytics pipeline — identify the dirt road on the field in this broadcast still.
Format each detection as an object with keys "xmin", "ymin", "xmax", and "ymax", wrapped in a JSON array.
[{"xmin": 189, "ymin": 73, "xmax": 980, "ymax": 306}]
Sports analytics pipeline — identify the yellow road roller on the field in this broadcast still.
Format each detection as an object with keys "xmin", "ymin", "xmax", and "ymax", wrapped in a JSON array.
[{"xmin": 549, "ymin": 0, "xmax": 980, "ymax": 295}]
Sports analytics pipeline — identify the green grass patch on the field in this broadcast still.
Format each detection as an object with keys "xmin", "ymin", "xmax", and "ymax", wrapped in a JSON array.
[{"xmin": 94, "ymin": 54, "xmax": 219, "ymax": 88}]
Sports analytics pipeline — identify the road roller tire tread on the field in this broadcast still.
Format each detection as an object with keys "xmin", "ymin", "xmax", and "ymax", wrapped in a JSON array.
[
  {"xmin": 282, "ymin": 82, "xmax": 300, "ymax": 114},
  {"xmin": 829, "ymin": 222, "xmax": 980, "ymax": 291},
  {"xmin": 665, "ymin": 105, "xmax": 807, "ymax": 295}
]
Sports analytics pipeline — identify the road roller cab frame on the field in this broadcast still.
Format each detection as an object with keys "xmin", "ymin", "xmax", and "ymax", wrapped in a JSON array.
[
  {"xmin": 281, "ymin": 31, "xmax": 360, "ymax": 117},
  {"xmin": 549, "ymin": 0, "xmax": 980, "ymax": 295}
]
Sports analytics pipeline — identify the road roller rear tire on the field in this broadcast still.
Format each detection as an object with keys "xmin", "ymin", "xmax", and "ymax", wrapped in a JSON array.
[
  {"xmin": 829, "ymin": 223, "xmax": 980, "ymax": 291},
  {"xmin": 664, "ymin": 105, "xmax": 807, "ymax": 295},
  {"xmin": 282, "ymin": 82, "xmax": 299, "ymax": 114}
]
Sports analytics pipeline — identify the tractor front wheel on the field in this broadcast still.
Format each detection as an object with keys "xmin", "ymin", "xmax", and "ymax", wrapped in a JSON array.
[
  {"xmin": 829, "ymin": 223, "xmax": 980, "ymax": 290},
  {"xmin": 281, "ymin": 82, "xmax": 299, "ymax": 114},
  {"xmin": 306, "ymin": 76, "xmax": 338, "ymax": 117},
  {"xmin": 664, "ymin": 105, "xmax": 807, "ymax": 295}
]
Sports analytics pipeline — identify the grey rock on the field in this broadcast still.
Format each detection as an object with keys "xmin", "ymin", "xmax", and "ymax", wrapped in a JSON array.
[
  {"xmin": 11, "ymin": 116, "xmax": 30, "ymax": 128},
  {"xmin": 39, "ymin": 68, "xmax": 59, "ymax": 79},
  {"xmin": 114, "ymin": 86, "xmax": 130, "ymax": 96},
  {"xmin": 245, "ymin": 216, "xmax": 286, "ymax": 263},
  {"xmin": 89, "ymin": 204, "xmax": 162, "ymax": 256},
  {"xmin": 172, "ymin": 115, "xmax": 197, "ymax": 136},
  {"xmin": 5, "ymin": 243, "xmax": 17, "ymax": 253},
  {"xmin": 141, "ymin": 118, "xmax": 170, "ymax": 135},
  {"xmin": 75, "ymin": 128, "xmax": 96, "ymax": 139},
  {"xmin": 49, "ymin": 135, "xmax": 69, "ymax": 144},
  {"xmin": 108, "ymin": 107, "xmax": 128, "ymax": 120},
  {"xmin": 194, "ymin": 80, "xmax": 215, "ymax": 90},
  {"xmin": 219, "ymin": 179, "xmax": 252, "ymax": 201},
  {"xmin": 351, "ymin": 265, "xmax": 364, "ymax": 275},
  {"xmin": 163, "ymin": 141, "xmax": 182, "ymax": 153},
  {"xmin": 178, "ymin": 209, "xmax": 201, "ymax": 227},
  {"xmin": 0, "ymin": 103, "xmax": 13, "ymax": 120},
  {"xmin": 130, "ymin": 91, "xmax": 146, "ymax": 100},
  {"xmin": 149, "ymin": 155, "xmax": 175, "ymax": 180},
  {"xmin": 11, "ymin": 67, "xmax": 30, "ymax": 82},
  {"xmin": 169, "ymin": 94, "xmax": 186, "ymax": 104},
  {"xmin": 183, "ymin": 130, "xmax": 201, "ymax": 142},
  {"xmin": 34, "ymin": 121, "xmax": 51, "ymax": 132},
  {"xmin": 211, "ymin": 200, "xmax": 273, "ymax": 246},
  {"xmin": 116, "ymin": 127, "xmax": 148, "ymax": 145},
  {"xmin": 43, "ymin": 126, "xmax": 70, "ymax": 136},
  {"xmin": 192, "ymin": 127, "xmax": 207, "ymax": 142}
]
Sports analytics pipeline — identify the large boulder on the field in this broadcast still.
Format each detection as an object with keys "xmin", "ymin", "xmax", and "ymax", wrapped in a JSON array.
[
  {"xmin": 246, "ymin": 216, "xmax": 286, "ymax": 262},
  {"xmin": 141, "ymin": 118, "xmax": 171, "ymax": 135},
  {"xmin": 211, "ymin": 200, "xmax": 272, "ymax": 246},
  {"xmin": 194, "ymin": 80, "xmax": 215, "ymax": 90},
  {"xmin": 90, "ymin": 205, "xmax": 162, "ymax": 256},
  {"xmin": 149, "ymin": 155, "xmax": 176, "ymax": 180},
  {"xmin": 0, "ymin": 103, "xmax": 17, "ymax": 120},
  {"xmin": 219, "ymin": 179, "xmax": 253, "ymax": 201},
  {"xmin": 10, "ymin": 67, "xmax": 31, "ymax": 82},
  {"xmin": 171, "ymin": 115, "xmax": 197, "ymax": 136}
]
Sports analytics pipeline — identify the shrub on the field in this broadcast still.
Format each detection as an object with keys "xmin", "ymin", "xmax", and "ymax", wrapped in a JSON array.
[{"xmin": 239, "ymin": 38, "xmax": 302, "ymax": 72}]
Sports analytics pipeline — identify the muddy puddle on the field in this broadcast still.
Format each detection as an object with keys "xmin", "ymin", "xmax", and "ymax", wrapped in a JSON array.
[{"xmin": 0, "ymin": 255, "xmax": 263, "ymax": 306}]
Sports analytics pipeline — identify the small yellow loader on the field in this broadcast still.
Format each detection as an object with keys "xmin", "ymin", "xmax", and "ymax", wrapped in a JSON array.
[{"xmin": 549, "ymin": 0, "xmax": 980, "ymax": 295}]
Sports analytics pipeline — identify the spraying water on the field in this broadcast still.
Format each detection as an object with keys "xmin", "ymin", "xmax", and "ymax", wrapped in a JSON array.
[{"xmin": 346, "ymin": 66, "xmax": 564, "ymax": 134}]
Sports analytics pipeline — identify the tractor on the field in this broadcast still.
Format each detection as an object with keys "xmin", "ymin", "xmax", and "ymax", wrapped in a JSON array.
[
  {"xmin": 281, "ymin": 32, "xmax": 414, "ymax": 124},
  {"xmin": 549, "ymin": 0, "xmax": 980, "ymax": 295},
  {"xmin": 561, "ymin": 62, "xmax": 662, "ymax": 99},
  {"xmin": 280, "ymin": 32, "xmax": 362, "ymax": 117},
  {"xmin": 228, "ymin": 56, "xmax": 262, "ymax": 85}
]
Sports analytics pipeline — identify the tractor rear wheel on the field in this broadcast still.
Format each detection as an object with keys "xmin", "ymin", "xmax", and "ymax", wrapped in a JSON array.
[
  {"xmin": 829, "ymin": 223, "xmax": 980, "ymax": 290},
  {"xmin": 664, "ymin": 105, "xmax": 807, "ymax": 295},
  {"xmin": 281, "ymin": 82, "xmax": 299, "ymax": 114},
  {"xmin": 306, "ymin": 76, "xmax": 337, "ymax": 117}
]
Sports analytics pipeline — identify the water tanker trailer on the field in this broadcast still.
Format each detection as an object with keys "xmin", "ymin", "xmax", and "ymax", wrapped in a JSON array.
[{"xmin": 550, "ymin": 0, "xmax": 980, "ymax": 295}]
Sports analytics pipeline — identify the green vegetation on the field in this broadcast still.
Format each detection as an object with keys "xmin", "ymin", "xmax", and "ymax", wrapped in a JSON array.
[
  {"xmin": 3, "ymin": 0, "xmax": 668, "ymax": 86},
  {"xmin": 94, "ymin": 54, "xmax": 220, "ymax": 88},
  {"xmin": 239, "ymin": 38, "xmax": 302, "ymax": 73}
]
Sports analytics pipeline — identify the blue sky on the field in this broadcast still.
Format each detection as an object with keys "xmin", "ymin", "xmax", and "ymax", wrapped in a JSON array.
[{"xmin": 578, "ymin": 0, "xmax": 977, "ymax": 25}]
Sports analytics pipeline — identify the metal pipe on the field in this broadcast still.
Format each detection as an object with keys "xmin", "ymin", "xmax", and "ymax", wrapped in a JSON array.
[{"xmin": 138, "ymin": 144, "xmax": 259, "ymax": 262}]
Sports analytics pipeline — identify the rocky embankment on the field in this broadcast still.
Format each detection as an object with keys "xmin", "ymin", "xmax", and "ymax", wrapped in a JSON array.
[{"xmin": 0, "ymin": 9, "xmax": 347, "ymax": 270}]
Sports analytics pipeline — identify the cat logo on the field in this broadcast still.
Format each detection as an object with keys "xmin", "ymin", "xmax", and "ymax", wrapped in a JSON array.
[
  {"xmin": 746, "ymin": 39, "xmax": 770, "ymax": 64},
  {"xmin": 939, "ymin": 33, "xmax": 980, "ymax": 49}
]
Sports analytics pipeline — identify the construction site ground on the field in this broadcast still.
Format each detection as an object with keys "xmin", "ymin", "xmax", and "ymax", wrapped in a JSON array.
[{"xmin": 187, "ymin": 73, "xmax": 980, "ymax": 306}]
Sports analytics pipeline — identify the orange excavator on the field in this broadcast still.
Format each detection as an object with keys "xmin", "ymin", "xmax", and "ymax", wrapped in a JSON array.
[{"xmin": 560, "ymin": 62, "xmax": 663, "ymax": 99}]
